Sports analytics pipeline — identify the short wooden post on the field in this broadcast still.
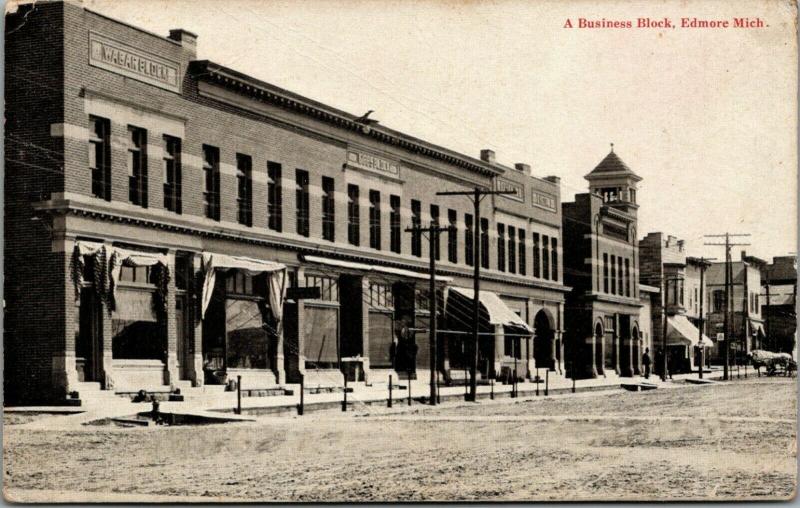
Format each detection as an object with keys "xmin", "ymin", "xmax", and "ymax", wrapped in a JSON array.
[
  {"xmin": 236, "ymin": 375, "xmax": 242, "ymax": 415},
  {"xmin": 545, "ymin": 369, "xmax": 549, "ymax": 396},
  {"xmin": 388, "ymin": 374, "xmax": 393, "ymax": 408},
  {"xmin": 298, "ymin": 375, "xmax": 305, "ymax": 416},
  {"xmin": 342, "ymin": 373, "xmax": 348, "ymax": 412}
]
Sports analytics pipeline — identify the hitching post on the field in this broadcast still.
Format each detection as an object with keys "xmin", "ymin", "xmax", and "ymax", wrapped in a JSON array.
[
  {"xmin": 236, "ymin": 375, "xmax": 242, "ymax": 415},
  {"xmin": 298, "ymin": 375, "xmax": 305, "ymax": 416},
  {"xmin": 545, "ymin": 368, "xmax": 549, "ymax": 396},
  {"xmin": 536, "ymin": 367, "xmax": 540, "ymax": 396},
  {"xmin": 342, "ymin": 372, "xmax": 348, "ymax": 412},
  {"xmin": 388, "ymin": 375, "xmax": 393, "ymax": 408}
]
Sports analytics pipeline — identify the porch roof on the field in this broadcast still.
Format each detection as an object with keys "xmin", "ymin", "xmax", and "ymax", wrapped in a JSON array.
[{"xmin": 302, "ymin": 255, "xmax": 453, "ymax": 283}]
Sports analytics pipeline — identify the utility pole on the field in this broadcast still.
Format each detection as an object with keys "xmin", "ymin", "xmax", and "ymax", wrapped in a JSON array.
[
  {"xmin": 696, "ymin": 257, "xmax": 715, "ymax": 379},
  {"xmin": 405, "ymin": 221, "xmax": 450, "ymax": 406},
  {"xmin": 437, "ymin": 186, "xmax": 516, "ymax": 401},
  {"xmin": 704, "ymin": 233, "xmax": 751, "ymax": 381}
]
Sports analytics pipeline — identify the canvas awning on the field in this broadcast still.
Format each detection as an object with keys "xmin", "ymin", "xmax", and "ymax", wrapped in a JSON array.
[
  {"xmin": 201, "ymin": 253, "xmax": 287, "ymax": 322},
  {"xmin": 667, "ymin": 315, "xmax": 713, "ymax": 348},
  {"xmin": 448, "ymin": 287, "xmax": 533, "ymax": 333},
  {"xmin": 302, "ymin": 255, "xmax": 453, "ymax": 283}
]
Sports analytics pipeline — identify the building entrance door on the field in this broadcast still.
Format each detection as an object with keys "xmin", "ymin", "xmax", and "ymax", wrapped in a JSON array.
[
  {"xmin": 77, "ymin": 288, "xmax": 102, "ymax": 382},
  {"xmin": 175, "ymin": 295, "xmax": 192, "ymax": 380}
]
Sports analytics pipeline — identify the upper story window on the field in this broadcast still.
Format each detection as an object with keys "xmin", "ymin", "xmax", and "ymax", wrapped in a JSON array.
[
  {"xmin": 480, "ymin": 218, "xmax": 489, "ymax": 269},
  {"xmin": 430, "ymin": 205, "xmax": 440, "ymax": 261},
  {"xmin": 237, "ymin": 154, "xmax": 253, "ymax": 227},
  {"xmin": 348, "ymin": 184, "xmax": 360, "ymax": 246},
  {"xmin": 629, "ymin": 188, "xmax": 637, "ymax": 204},
  {"xmin": 551, "ymin": 237, "xmax": 558, "ymax": 282},
  {"xmin": 542, "ymin": 235, "xmax": 550, "ymax": 280},
  {"xmin": 600, "ymin": 187, "xmax": 621, "ymax": 203},
  {"xmin": 411, "ymin": 200, "xmax": 422, "ymax": 257},
  {"xmin": 390, "ymin": 195, "xmax": 401, "ymax": 253},
  {"xmin": 369, "ymin": 190, "xmax": 381, "ymax": 250},
  {"xmin": 625, "ymin": 258, "xmax": 630, "ymax": 297},
  {"xmin": 203, "ymin": 145, "xmax": 221, "ymax": 221},
  {"xmin": 533, "ymin": 233, "xmax": 541, "ymax": 278},
  {"xmin": 295, "ymin": 169, "xmax": 310, "ymax": 237},
  {"xmin": 610, "ymin": 254, "xmax": 616, "ymax": 294},
  {"xmin": 518, "ymin": 230, "xmax": 526, "ymax": 276},
  {"xmin": 127, "ymin": 126, "xmax": 148, "ymax": 208},
  {"xmin": 497, "ymin": 223, "xmax": 506, "ymax": 272},
  {"xmin": 603, "ymin": 253, "xmax": 609, "ymax": 293},
  {"xmin": 508, "ymin": 226, "xmax": 516, "ymax": 274},
  {"xmin": 163, "ymin": 136, "xmax": 181, "ymax": 214},
  {"xmin": 465, "ymin": 214, "xmax": 474, "ymax": 267},
  {"xmin": 617, "ymin": 256, "xmax": 623, "ymax": 296},
  {"xmin": 89, "ymin": 116, "xmax": 111, "ymax": 201},
  {"xmin": 712, "ymin": 289, "xmax": 724, "ymax": 312},
  {"xmin": 267, "ymin": 161, "xmax": 282, "ymax": 232},
  {"xmin": 322, "ymin": 176, "xmax": 335, "ymax": 242},
  {"xmin": 447, "ymin": 209, "xmax": 458, "ymax": 264}
]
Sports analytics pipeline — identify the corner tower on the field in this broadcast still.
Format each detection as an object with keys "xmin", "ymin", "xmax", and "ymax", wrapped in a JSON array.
[{"xmin": 585, "ymin": 144, "xmax": 642, "ymax": 217}]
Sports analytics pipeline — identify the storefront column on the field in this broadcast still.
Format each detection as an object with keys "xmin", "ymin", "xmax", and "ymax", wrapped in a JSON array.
[
  {"xmin": 525, "ymin": 300, "xmax": 534, "ymax": 379},
  {"xmin": 274, "ymin": 299, "xmax": 286, "ymax": 385},
  {"xmin": 56, "ymin": 238, "xmax": 78, "ymax": 397},
  {"xmin": 614, "ymin": 314, "xmax": 622, "ymax": 375},
  {"xmin": 494, "ymin": 323, "xmax": 504, "ymax": 378},
  {"xmin": 285, "ymin": 266, "xmax": 306, "ymax": 383},
  {"xmin": 589, "ymin": 334, "xmax": 599, "ymax": 378},
  {"xmin": 189, "ymin": 253, "xmax": 204, "ymax": 387},
  {"xmin": 360, "ymin": 275, "xmax": 371, "ymax": 383},
  {"xmin": 557, "ymin": 302, "xmax": 565, "ymax": 374},
  {"xmin": 100, "ymin": 241, "xmax": 115, "ymax": 390},
  {"xmin": 164, "ymin": 250, "xmax": 179, "ymax": 387}
]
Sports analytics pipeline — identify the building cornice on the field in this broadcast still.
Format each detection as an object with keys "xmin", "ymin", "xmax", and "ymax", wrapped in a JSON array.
[{"xmin": 189, "ymin": 60, "xmax": 502, "ymax": 179}]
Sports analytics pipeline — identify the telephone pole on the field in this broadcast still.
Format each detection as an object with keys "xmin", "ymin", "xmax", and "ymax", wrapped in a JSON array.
[
  {"xmin": 437, "ymin": 186, "xmax": 516, "ymax": 401},
  {"xmin": 405, "ymin": 221, "xmax": 451, "ymax": 406},
  {"xmin": 704, "ymin": 233, "xmax": 750, "ymax": 380}
]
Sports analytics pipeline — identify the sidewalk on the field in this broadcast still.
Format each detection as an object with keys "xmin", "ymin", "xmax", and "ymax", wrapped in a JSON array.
[{"xmin": 6, "ymin": 368, "xmax": 730, "ymax": 430}]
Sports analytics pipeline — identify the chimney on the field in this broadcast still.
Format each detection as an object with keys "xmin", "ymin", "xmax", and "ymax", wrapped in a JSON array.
[
  {"xmin": 544, "ymin": 175, "xmax": 560, "ymax": 184},
  {"xmin": 168, "ymin": 29, "xmax": 198, "ymax": 55},
  {"xmin": 480, "ymin": 149, "xmax": 496, "ymax": 164},
  {"xmin": 514, "ymin": 163, "xmax": 530, "ymax": 173}
]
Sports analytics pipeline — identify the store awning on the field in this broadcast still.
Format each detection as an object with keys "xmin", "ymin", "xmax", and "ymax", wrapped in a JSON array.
[
  {"xmin": 448, "ymin": 287, "xmax": 533, "ymax": 333},
  {"xmin": 302, "ymin": 255, "xmax": 453, "ymax": 283},
  {"xmin": 201, "ymin": 253, "xmax": 287, "ymax": 321},
  {"xmin": 667, "ymin": 315, "xmax": 713, "ymax": 348}
]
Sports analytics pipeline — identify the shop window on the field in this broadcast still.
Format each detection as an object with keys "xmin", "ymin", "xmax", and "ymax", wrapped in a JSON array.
[
  {"xmin": 348, "ymin": 184, "xmax": 360, "ymax": 246},
  {"xmin": 518, "ymin": 230, "xmax": 526, "ymax": 276},
  {"xmin": 89, "ymin": 116, "xmax": 111, "ymax": 201},
  {"xmin": 369, "ymin": 283, "xmax": 394, "ymax": 309},
  {"xmin": 411, "ymin": 200, "xmax": 422, "ymax": 257},
  {"xmin": 390, "ymin": 195, "xmax": 401, "ymax": 253},
  {"xmin": 304, "ymin": 274, "xmax": 339, "ymax": 302},
  {"xmin": 322, "ymin": 176, "xmax": 335, "ymax": 241},
  {"xmin": 163, "ymin": 135, "xmax": 181, "ymax": 214},
  {"xmin": 267, "ymin": 161, "xmax": 282, "ymax": 232},
  {"xmin": 226, "ymin": 271, "xmax": 255, "ymax": 295},
  {"xmin": 369, "ymin": 190, "xmax": 381, "ymax": 250},
  {"xmin": 119, "ymin": 264, "xmax": 155, "ymax": 285},
  {"xmin": 465, "ymin": 214, "xmax": 474, "ymax": 266},
  {"xmin": 127, "ymin": 126, "xmax": 148, "ymax": 208},
  {"xmin": 113, "ymin": 261, "xmax": 161, "ymax": 360},
  {"xmin": 447, "ymin": 209, "xmax": 458, "ymax": 264},
  {"xmin": 237, "ymin": 154, "xmax": 253, "ymax": 227},
  {"xmin": 480, "ymin": 218, "xmax": 489, "ymax": 269},
  {"xmin": 203, "ymin": 145, "xmax": 220, "ymax": 221},
  {"xmin": 508, "ymin": 226, "xmax": 516, "ymax": 274}
]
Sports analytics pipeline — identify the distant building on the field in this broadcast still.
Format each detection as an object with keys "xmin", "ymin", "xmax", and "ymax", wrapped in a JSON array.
[
  {"xmin": 638, "ymin": 233, "xmax": 712, "ymax": 374},
  {"xmin": 562, "ymin": 147, "xmax": 643, "ymax": 379},
  {"xmin": 761, "ymin": 256, "xmax": 797, "ymax": 356},
  {"xmin": 706, "ymin": 252, "xmax": 767, "ymax": 365}
]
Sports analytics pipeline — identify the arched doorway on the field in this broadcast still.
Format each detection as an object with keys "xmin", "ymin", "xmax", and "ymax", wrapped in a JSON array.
[
  {"xmin": 533, "ymin": 310, "xmax": 555, "ymax": 370},
  {"xmin": 594, "ymin": 322, "xmax": 604, "ymax": 376}
]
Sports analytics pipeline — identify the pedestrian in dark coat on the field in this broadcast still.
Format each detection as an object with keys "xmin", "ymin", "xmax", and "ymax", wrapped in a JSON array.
[{"xmin": 642, "ymin": 348, "xmax": 652, "ymax": 379}]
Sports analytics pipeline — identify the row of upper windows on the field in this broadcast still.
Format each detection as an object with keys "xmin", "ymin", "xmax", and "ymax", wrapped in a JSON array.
[
  {"xmin": 88, "ymin": 116, "xmax": 559, "ymax": 281},
  {"xmin": 602, "ymin": 253, "xmax": 633, "ymax": 297},
  {"xmin": 710, "ymin": 290, "xmax": 760, "ymax": 314}
]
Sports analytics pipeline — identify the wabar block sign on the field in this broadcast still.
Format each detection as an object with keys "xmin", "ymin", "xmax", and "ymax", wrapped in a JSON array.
[{"xmin": 88, "ymin": 32, "xmax": 181, "ymax": 93}]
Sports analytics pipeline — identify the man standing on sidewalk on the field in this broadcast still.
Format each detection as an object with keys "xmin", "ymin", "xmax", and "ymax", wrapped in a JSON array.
[{"xmin": 642, "ymin": 348, "xmax": 652, "ymax": 379}]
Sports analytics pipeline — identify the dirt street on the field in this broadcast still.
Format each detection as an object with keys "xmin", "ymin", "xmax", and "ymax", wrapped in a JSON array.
[{"xmin": 3, "ymin": 378, "xmax": 796, "ymax": 502}]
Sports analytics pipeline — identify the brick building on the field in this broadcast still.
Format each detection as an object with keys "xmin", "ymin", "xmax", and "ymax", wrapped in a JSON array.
[
  {"xmin": 638, "ymin": 233, "xmax": 712, "ymax": 374},
  {"xmin": 4, "ymin": 1, "xmax": 569, "ymax": 404},
  {"xmin": 705, "ymin": 252, "xmax": 766, "ymax": 365},
  {"xmin": 761, "ymin": 256, "xmax": 796, "ymax": 356},
  {"xmin": 561, "ymin": 148, "xmax": 643, "ymax": 379}
]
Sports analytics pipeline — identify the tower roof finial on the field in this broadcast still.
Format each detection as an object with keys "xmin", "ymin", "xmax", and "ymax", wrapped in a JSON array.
[{"xmin": 610, "ymin": 142, "xmax": 614, "ymax": 153}]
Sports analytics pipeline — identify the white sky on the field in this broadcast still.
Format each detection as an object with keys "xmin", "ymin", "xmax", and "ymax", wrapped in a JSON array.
[{"xmin": 81, "ymin": 0, "xmax": 797, "ymax": 262}]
